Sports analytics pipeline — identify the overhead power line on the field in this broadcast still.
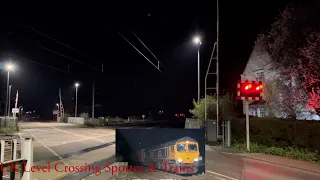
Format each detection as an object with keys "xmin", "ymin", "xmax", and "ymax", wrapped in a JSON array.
[
  {"xmin": 23, "ymin": 58, "xmax": 71, "ymax": 74},
  {"xmin": 118, "ymin": 32, "xmax": 164, "ymax": 74},
  {"xmin": 24, "ymin": 26, "xmax": 104, "ymax": 65},
  {"xmin": 128, "ymin": 28, "xmax": 165, "ymax": 68},
  {"xmin": 28, "ymin": 41, "xmax": 87, "ymax": 65}
]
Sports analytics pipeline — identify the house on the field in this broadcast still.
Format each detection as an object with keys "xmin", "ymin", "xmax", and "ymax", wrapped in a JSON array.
[{"xmin": 241, "ymin": 44, "xmax": 320, "ymax": 120}]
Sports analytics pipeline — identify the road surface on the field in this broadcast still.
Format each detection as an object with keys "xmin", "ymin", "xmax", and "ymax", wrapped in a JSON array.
[{"xmin": 15, "ymin": 122, "xmax": 320, "ymax": 180}]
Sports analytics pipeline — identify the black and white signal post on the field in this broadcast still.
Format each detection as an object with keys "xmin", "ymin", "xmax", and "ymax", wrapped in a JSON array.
[{"xmin": 237, "ymin": 80, "xmax": 263, "ymax": 151}]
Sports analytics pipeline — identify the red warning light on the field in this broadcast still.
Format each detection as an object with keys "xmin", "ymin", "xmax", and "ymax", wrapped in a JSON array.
[{"xmin": 245, "ymin": 84, "xmax": 252, "ymax": 90}]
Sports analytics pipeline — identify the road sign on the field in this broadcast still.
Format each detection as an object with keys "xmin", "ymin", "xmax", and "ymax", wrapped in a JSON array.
[
  {"xmin": 53, "ymin": 110, "xmax": 58, "ymax": 115},
  {"xmin": 12, "ymin": 108, "xmax": 19, "ymax": 113},
  {"xmin": 237, "ymin": 80, "xmax": 263, "ymax": 100}
]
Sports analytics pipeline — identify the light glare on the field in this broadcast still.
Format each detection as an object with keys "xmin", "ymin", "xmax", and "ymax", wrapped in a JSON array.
[
  {"xmin": 5, "ymin": 63, "xmax": 14, "ymax": 71},
  {"xmin": 193, "ymin": 36, "xmax": 201, "ymax": 44}
]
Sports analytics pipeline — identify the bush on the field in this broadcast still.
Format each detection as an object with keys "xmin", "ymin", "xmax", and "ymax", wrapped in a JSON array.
[{"xmin": 231, "ymin": 117, "xmax": 320, "ymax": 153}]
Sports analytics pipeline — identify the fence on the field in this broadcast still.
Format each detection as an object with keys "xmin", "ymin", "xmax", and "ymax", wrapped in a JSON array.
[
  {"xmin": 0, "ymin": 135, "xmax": 33, "ymax": 180},
  {"xmin": 185, "ymin": 118, "xmax": 200, "ymax": 129},
  {"xmin": 0, "ymin": 117, "xmax": 18, "ymax": 128}
]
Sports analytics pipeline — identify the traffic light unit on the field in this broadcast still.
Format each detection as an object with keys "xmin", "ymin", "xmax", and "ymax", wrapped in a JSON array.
[{"xmin": 237, "ymin": 80, "xmax": 263, "ymax": 100}]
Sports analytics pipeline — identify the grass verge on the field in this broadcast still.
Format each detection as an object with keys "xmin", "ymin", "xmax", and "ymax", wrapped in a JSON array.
[
  {"xmin": 221, "ymin": 142, "xmax": 320, "ymax": 163},
  {"xmin": 0, "ymin": 126, "xmax": 19, "ymax": 134}
]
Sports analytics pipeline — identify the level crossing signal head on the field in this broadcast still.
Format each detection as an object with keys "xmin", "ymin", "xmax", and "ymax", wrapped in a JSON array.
[{"xmin": 237, "ymin": 80, "xmax": 263, "ymax": 100}]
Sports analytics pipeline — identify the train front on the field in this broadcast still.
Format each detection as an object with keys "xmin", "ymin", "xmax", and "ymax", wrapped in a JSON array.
[{"xmin": 174, "ymin": 140, "xmax": 203, "ymax": 174}]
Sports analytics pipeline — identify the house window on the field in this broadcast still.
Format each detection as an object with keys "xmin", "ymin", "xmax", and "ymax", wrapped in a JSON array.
[
  {"xmin": 260, "ymin": 108, "xmax": 265, "ymax": 117},
  {"xmin": 254, "ymin": 70, "xmax": 264, "ymax": 81},
  {"xmin": 171, "ymin": 146, "xmax": 174, "ymax": 152}
]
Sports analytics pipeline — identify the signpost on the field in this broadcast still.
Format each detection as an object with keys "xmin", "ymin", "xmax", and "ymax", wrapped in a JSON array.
[
  {"xmin": 12, "ymin": 108, "xmax": 19, "ymax": 114},
  {"xmin": 237, "ymin": 80, "xmax": 263, "ymax": 151},
  {"xmin": 53, "ymin": 110, "xmax": 58, "ymax": 115}
]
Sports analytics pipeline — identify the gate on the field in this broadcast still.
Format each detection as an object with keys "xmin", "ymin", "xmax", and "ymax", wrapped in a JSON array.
[{"xmin": 0, "ymin": 135, "xmax": 33, "ymax": 180}]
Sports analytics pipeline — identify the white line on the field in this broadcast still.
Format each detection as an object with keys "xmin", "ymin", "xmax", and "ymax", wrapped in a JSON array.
[
  {"xmin": 207, "ymin": 170, "xmax": 238, "ymax": 180},
  {"xmin": 37, "ymin": 123, "xmax": 114, "ymax": 143},
  {"xmin": 27, "ymin": 129, "xmax": 70, "ymax": 166}
]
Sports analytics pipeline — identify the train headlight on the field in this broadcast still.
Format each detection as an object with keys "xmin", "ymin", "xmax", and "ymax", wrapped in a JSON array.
[
  {"xmin": 194, "ymin": 158, "xmax": 199, "ymax": 161},
  {"xmin": 199, "ymin": 156, "xmax": 203, "ymax": 161},
  {"xmin": 177, "ymin": 158, "xmax": 183, "ymax": 163}
]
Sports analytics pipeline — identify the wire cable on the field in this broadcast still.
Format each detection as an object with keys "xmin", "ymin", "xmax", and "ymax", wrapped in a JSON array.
[
  {"xmin": 118, "ymin": 32, "xmax": 163, "ymax": 74},
  {"xmin": 25, "ymin": 25, "xmax": 104, "ymax": 65},
  {"xmin": 128, "ymin": 28, "xmax": 165, "ymax": 68}
]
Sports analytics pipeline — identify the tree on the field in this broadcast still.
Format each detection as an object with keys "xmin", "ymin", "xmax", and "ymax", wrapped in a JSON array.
[
  {"xmin": 189, "ymin": 93, "xmax": 237, "ymax": 127},
  {"xmin": 257, "ymin": 1, "xmax": 320, "ymax": 115}
]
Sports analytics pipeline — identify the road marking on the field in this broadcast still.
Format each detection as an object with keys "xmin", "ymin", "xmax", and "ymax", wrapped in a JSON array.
[
  {"xmin": 207, "ymin": 170, "xmax": 238, "ymax": 180},
  {"xmin": 26, "ymin": 129, "xmax": 70, "ymax": 166},
  {"xmin": 37, "ymin": 123, "xmax": 114, "ymax": 143}
]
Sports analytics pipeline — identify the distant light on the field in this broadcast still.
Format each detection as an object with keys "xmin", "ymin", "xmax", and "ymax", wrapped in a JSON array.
[
  {"xmin": 56, "ymin": 103, "xmax": 59, "ymax": 107},
  {"xmin": 193, "ymin": 36, "xmax": 201, "ymax": 44},
  {"xmin": 5, "ymin": 63, "xmax": 15, "ymax": 71},
  {"xmin": 75, "ymin": 83, "xmax": 79, "ymax": 87},
  {"xmin": 148, "ymin": 13, "xmax": 151, "ymax": 16}
]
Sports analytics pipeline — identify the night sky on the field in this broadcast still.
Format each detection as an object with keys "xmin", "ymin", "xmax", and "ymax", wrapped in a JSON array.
[{"xmin": 0, "ymin": 1, "xmax": 293, "ymax": 119}]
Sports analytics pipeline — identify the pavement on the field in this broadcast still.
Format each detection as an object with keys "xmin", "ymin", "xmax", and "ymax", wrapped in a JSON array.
[
  {"xmin": 5, "ymin": 121, "xmax": 320, "ymax": 180},
  {"xmin": 209, "ymin": 145, "xmax": 320, "ymax": 180}
]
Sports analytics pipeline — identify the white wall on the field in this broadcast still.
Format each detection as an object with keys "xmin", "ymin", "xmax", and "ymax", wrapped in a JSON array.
[{"xmin": 67, "ymin": 117, "xmax": 85, "ymax": 124}]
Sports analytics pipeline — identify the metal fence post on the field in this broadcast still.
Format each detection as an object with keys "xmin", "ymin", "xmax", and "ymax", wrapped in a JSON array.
[
  {"xmin": 10, "ymin": 139, "xmax": 18, "ymax": 180},
  {"xmin": 0, "ymin": 140, "xmax": 5, "ymax": 180},
  {"xmin": 21, "ymin": 137, "xmax": 33, "ymax": 180},
  {"xmin": 227, "ymin": 120, "xmax": 231, "ymax": 147}
]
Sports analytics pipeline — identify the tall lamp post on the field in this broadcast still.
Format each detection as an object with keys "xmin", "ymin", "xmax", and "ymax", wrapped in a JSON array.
[
  {"xmin": 193, "ymin": 36, "xmax": 202, "ymax": 102},
  {"xmin": 8, "ymin": 85, "xmax": 12, "ymax": 117},
  {"xmin": 4, "ymin": 63, "xmax": 14, "ymax": 120},
  {"xmin": 74, "ymin": 83, "xmax": 79, "ymax": 117}
]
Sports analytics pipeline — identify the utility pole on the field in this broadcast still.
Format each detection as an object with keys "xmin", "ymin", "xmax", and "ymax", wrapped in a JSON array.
[
  {"xmin": 8, "ymin": 85, "xmax": 12, "ymax": 117},
  {"xmin": 197, "ymin": 44, "xmax": 201, "ymax": 103},
  {"xmin": 216, "ymin": 0, "xmax": 220, "ymax": 139},
  {"xmin": 92, "ymin": 75, "xmax": 95, "ymax": 119},
  {"xmin": 5, "ymin": 71, "xmax": 10, "ymax": 120},
  {"xmin": 59, "ymin": 88, "xmax": 64, "ymax": 118}
]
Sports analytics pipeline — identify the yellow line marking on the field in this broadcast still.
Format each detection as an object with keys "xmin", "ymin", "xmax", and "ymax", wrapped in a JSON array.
[{"xmin": 207, "ymin": 170, "xmax": 238, "ymax": 180}]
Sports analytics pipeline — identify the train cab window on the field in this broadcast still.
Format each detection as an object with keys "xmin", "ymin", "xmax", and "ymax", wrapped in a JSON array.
[
  {"xmin": 188, "ymin": 144, "xmax": 197, "ymax": 152},
  {"xmin": 177, "ymin": 144, "xmax": 186, "ymax": 152},
  {"xmin": 171, "ymin": 146, "xmax": 174, "ymax": 152}
]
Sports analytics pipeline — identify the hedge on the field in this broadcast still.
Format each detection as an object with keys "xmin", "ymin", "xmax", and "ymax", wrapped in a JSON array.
[{"xmin": 231, "ymin": 117, "xmax": 320, "ymax": 153}]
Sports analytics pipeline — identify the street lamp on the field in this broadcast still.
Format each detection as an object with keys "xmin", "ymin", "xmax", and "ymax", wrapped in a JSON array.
[
  {"xmin": 74, "ymin": 83, "xmax": 79, "ymax": 117},
  {"xmin": 193, "ymin": 36, "xmax": 201, "ymax": 103},
  {"xmin": 8, "ymin": 85, "xmax": 12, "ymax": 117},
  {"xmin": 4, "ymin": 62, "xmax": 15, "ymax": 119}
]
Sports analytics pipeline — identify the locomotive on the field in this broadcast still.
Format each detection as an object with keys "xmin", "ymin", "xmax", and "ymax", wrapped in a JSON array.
[{"xmin": 135, "ymin": 136, "xmax": 203, "ymax": 174}]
